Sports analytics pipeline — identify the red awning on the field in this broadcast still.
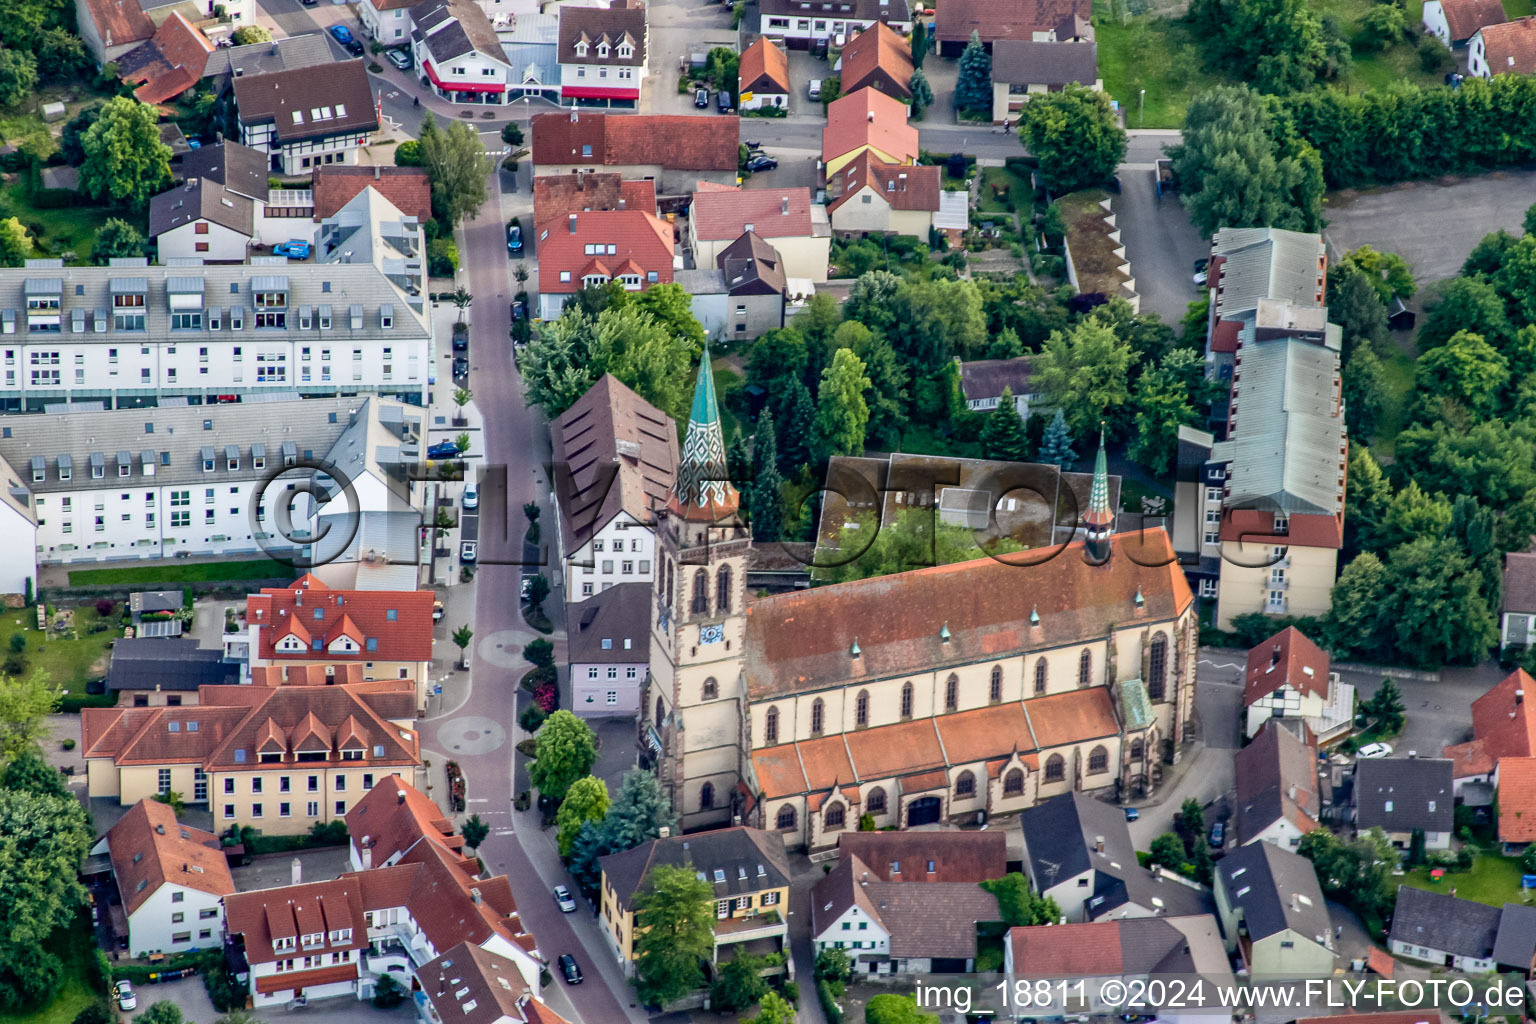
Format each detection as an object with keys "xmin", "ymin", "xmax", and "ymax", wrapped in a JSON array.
[
  {"xmin": 560, "ymin": 85, "xmax": 640, "ymax": 100},
  {"xmin": 422, "ymin": 61, "xmax": 506, "ymax": 94}
]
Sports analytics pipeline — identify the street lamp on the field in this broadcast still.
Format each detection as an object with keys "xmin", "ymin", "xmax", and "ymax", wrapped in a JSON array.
[{"xmin": 1139, "ymin": 89, "xmax": 1145, "ymax": 129}]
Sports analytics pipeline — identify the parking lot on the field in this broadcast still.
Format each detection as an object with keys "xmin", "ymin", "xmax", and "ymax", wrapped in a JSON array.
[
  {"xmin": 1324, "ymin": 170, "xmax": 1536, "ymax": 287},
  {"xmin": 1115, "ymin": 166, "xmax": 1209, "ymax": 325}
]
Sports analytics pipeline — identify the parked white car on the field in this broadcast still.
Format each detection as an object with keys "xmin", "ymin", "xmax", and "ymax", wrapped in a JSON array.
[
  {"xmin": 1356, "ymin": 742, "xmax": 1393, "ymax": 759},
  {"xmin": 115, "ymin": 981, "xmax": 137, "ymax": 1011}
]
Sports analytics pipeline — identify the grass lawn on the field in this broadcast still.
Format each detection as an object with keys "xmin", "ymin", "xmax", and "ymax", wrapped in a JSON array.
[
  {"xmin": 4, "ymin": 604, "xmax": 117, "ymax": 694},
  {"xmin": 1, "ymin": 183, "xmax": 119, "ymax": 264},
  {"xmin": 1093, "ymin": 0, "xmax": 1444, "ymax": 129},
  {"xmin": 1393, "ymin": 848, "xmax": 1528, "ymax": 906},
  {"xmin": 979, "ymin": 167, "xmax": 1032, "ymax": 215},
  {"xmin": 65, "ymin": 558, "xmax": 289, "ymax": 586},
  {"xmin": 1506, "ymin": 0, "xmax": 1535, "ymax": 17}
]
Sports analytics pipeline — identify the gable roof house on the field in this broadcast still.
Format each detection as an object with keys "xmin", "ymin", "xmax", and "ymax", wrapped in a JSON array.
[
  {"xmin": 714, "ymin": 231, "xmax": 789, "ymax": 340},
  {"xmin": 150, "ymin": 173, "xmax": 257, "ymax": 262},
  {"xmin": 534, "ymin": 208, "xmax": 674, "ymax": 320},
  {"xmin": 687, "ymin": 187, "xmax": 829, "ymax": 283},
  {"xmin": 567, "ymin": 581, "xmax": 650, "ymax": 715},
  {"xmin": 935, "ymin": 0, "xmax": 1093, "ymax": 55},
  {"xmin": 1469, "ymin": 14, "xmax": 1536, "ymax": 75},
  {"xmin": 1241, "ymin": 626, "xmax": 1352, "ymax": 741},
  {"xmin": 359, "ymin": 0, "xmax": 427, "ymax": 45},
  {"xmin": 739, "ymin": 37, "xmax": 790, "ymax": 109},
  {"xmin": 1233, "ymin": 719, "xmax": 1320, "ymax": 849},
  {"xmin": 81, "ymin": 677, "xmax": 421, "ymax": 832},
  {"xmin": 822, "ymin": 87, "xmax": 918, "ymax": 175},
  {"xmin": 533, "ymin": 173, "xmax": 656, "ymax": 233},
  {"xmin": 1389, "ymin": 886, "xmax": 1501, "ymax": 972},
  {"xmin": 1213, "ymin": 841, "xmax": 1334, "ymax": 978},
  {"xmin": 957, "ymin": 357, "xmax": 1042, "ymax": 419},
  {"xmin": 1004, "ymin": 915, "xmax": 1236, "ymax": 1012},
  {"xmin": 825, "ymin": 150, "xmax": 944, "ymax": 239},
  {"xmin": 313, "ymin": 165, "xmax": 432, "ymax": 223},
  {"xmin": 811, "ymin": 841, "xmax": 1004, "ymax": 975},
  {"xmin": 598, "ymin": 827, "xmax": 792, "ymax": 970},
  {"xmin": 758, "ymin": 0, "xmax": 912, "ymax": 49},
  {"xmin": 90, "ymin": 798, "xmax": 235, "ymax": 956},
  {"xmin": 530, "ymin": 111, "xmax": 741, "ymax": 191},
  {"xmin": 1423, "ymin": 0, "xmax": 1507, "ymax": 45},
  {"xmin": 201, "ymin": 32, "xmax": 334, "ymax": 87},
  {"xmin": 233, "ymin": 60, "xmax": 379, "ymax": 174},
  {"xmin": 1502, "ymin": 553, "xmax": 1536, "ymax": 650},
  {"xmin": 314, "ymin": 186, "xmax": 426, "ymax": 311},
  {"xmin": 418, "ymin": 943, "xmax": 575, "ymax": 1024},
  {"xmin": 1354, "ymin": 756, "xmax": 1454, "ymax": 850},
  {"xmin": 413, "ymin": 0, "xmax": 514, "ymax": 104},
  {"xmin": 1445, "ymin": 670, "xmax": 1536, "ymax": 790},
  {"xmin": 838, "ymin": 23, "xmax": 914, "ymax": 99},
  {"xmin": 990, "ymin": 39, "xmax": 1100, "ymax": 125},
  {"xmin": 76, "ymin": 0, "xmax": 156, "ymax": 65},
  {"xmin": 556, "ymin": 1, "xmax": 647, "ymax": 107},
  {"xmin": 1020, "ymin": 792, "xmax": 1214, "ymax": 924},
  {"xmin": 116, "ymin": 11, "xmax": 214, "ymax": 105},
  {"xmin": 548, "ymin": 374, "xmax": 678, "ymax": 602},
  {"xmin": 108, "ymin": 637, "xmax": 240, "ymax": 705},
  {"xmin": 1497, "ymin": 756, "xmax": 1536, "ymax": 848}
]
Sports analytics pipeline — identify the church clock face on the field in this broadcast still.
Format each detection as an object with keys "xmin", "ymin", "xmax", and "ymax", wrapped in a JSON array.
[{"xmin": 700, "ymin": 623, "xmax": 724, "ymax": 645}]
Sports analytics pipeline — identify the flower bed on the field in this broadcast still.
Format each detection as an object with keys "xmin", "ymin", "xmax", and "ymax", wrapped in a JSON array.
[{"xmin": 445, "ymin": 760, "xmax": 466, "ymax": 812}]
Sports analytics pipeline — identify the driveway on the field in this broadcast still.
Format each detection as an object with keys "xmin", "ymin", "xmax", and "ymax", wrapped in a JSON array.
[
  {"xmin": 1347, "ymin": 662, "xmax": 1505, "ymax": 759},
  {"xmin": 1324, "ymin": 170, "xmax": 1536, "ymax": 287},
  {"xmin": 642, "ymin": 0, "xmax": 737, "ymax": 115},
  {"xmin": 126, "ymin": 976, "xmax": 216, "ymax": 1023},
  {"xmin": 1114, "ymin": 166, "xmax": 1208, "ymax": 326}
]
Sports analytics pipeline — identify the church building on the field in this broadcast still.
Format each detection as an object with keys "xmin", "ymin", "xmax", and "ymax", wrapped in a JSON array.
[{"xmin": 644, "ymin": 358, "xmax": 1199, "ymax": 850}]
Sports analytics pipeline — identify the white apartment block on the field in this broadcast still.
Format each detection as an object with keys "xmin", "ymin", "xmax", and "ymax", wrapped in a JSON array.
[
  {"xmin": 0, "ymin": 260, "xmax": 430, "ymax": 414},
  {"xmin": 0, "ymin": 395, "xmax": 427, "ymax": 575}
]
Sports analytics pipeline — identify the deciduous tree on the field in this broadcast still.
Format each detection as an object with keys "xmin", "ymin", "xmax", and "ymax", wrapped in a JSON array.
[
  {"xmin": 0, "ymin": 668, "xmax": 59, "ymax": 764},
  {"xmin": 230, "ymin": 24, "xmax": 272, "ymax": 43},
  {"xmin": 710, "ymin": 953, "xmax": 767, "ymax": 1013},
  {"xmin": 1018, "ymin": 85, "xmax": 1127, "ymax": 194},
  {"xmin": 1035, "ymin": 318, "xmax": 1136, "ymax": 438},
  {"xmin": 0, "ymin": 218, "xmax": 31, "ymax": 268},
  {"xmin": 865, "ymin": 994, "xmax": 940, "ymax": 1024},
  {"xmin": 527, "ymin": 711, "xmax": 597, "ymax": 803},
  {"xmin": 78, "ymin": 97, "xmax": 172, "ymax": 209},
  {"xmin": 811, "ymin": 348, "xmax": 870, "ymax": 462},
  {"xmin": 556, "ymin": 776, "xmax": 610, "ymax": 857},
  {"xmin": 1340, "ymin": 244, "xmax": 1415, "ymax": 303},
  {"xmin": 1129, "ymin": 358, "xmax": 1197, "ymax": 478},
  {"xmin": 418, "ymin": 115, "xmax": 491, "ymax": 227},
  {"xmin": 0, "ymin": 51, "xmax": 38, "ymax": 108},
  {"xmin": 1414, "ymin": 329, "xmax": 1508, "ymax": 419},
  {"xmin": 632, "ymin": 864, "xmax": 715, "ymax": 1006},
  {"xmin": 93, "ymin": 219, "xmax": 147, "ymax": 263}
]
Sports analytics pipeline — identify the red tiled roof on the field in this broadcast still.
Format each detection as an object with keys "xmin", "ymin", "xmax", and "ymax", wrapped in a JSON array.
[
  {"xmin": 1243, "ymin": 626, "xmax": 1330, "ymax": 705},
  {"xmin": 536, "ymin": 209, "xmax": 673, "ymax": 295},
  {"xmin": 1211, "ymin": 318, "xmax": 1241, "ymax": 353},
  {"xmin": 81, "ymin": 680, "xmax": 419, "ymax": 772},
  {"xmin": 1218, "ymin": 509, "xmax": 1342, "ymax": 549},
  {"xmin": 836, "ymin": 831, "xmax": 1007, "ymax": 882},
  {"xmin": 347, "ymin": 774, "xmax": 465, "ymax": 863},
  {"xmin": 119, "ymin": 13, "xmax": 214, "ymax": 105},
  {"xmin": 82, "ymin": 0, "xmax": 153, "ymax": 52},
  {"xmin": 1477, "ymin": 15, "xmax": 1536, "ymax": 73},
  {"xmin": 934, "ymin": 0, "xmax": 1090, "ymax": 43},
  {"xmin": 254, "ymin": 963, "xmax": 361, "ymax": 994},
  {"xmin": 823, "ymin": 87, "xmax": 918, "ymax": 165},
  {"xmin": 108, "ymin": 799, "xmax": 234, "ymax": 917},
  {"xmin": 1437, "ymin": 0, "xmax": 1506, "ymax": 40},
  {"xmin": 689, "ymin": 186, "xmax": 815, "ymax": 241},
  {"xmin": 1008, "ymin": 921, "xmax": 1126, "ymax": 974},
  {"xmin": 533, "ymin": 172, "xmax": 656, "ymax": 233},
  {"xmin": 902, "ymin": 768, "xmax": 949, "ymax": 791},
  {"xmin": 744, "ymin": 530, "xmax": 1192, "ymax": 698},
  {"xmin": 1499, "ymin": 757, "xmax": 1536, "ymax": 841},
  {"xmin": 840, "ymin": 23, "xmax": 914, "ymax": 98},
  {"xmin": 1445, "ymin": 670, "xmax": 1536, "ymax": 777},
  {"xmin": 1021, "ymin": 688, "xmax": 1119, "ymax": 747},
  {"xmin": 246, "ymin": 577, "xmax": 434, "ymax": 663},
  {"xmin": 226, "ymin": 877, "xmax": 370, "ymax": 964},
  {"xmin": 827, "ymin": 151, "xmax": 941, "ymax": 214},
  {"xmin": 530, "ymin": 112, "xmax": 741, "ymax": 171},
  {"xmin": 312, "ymin": 166, "xmax": 431, "ymax": 222},
  {"xmin": 739, "ymin": 37, "xmax": 790, "ymax": 94}
]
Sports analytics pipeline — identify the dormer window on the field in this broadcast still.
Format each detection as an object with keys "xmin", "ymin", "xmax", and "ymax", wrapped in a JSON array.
[
  {"xmin": 575, "ymin": 40, "xmax": 588, "ymax": 56},
  {"xmin": 618, "ymin": 43, "xmax": 633, "ymax": 57},
  {"xmin": 597, "ymin": 42, "xmax": 609, "ymax": 57}
]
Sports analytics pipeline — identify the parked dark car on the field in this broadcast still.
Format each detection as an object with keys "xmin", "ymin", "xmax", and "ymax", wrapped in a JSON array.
[
  {"xmin": 452, "ymin": 356, "xmax": 469, "ymax": 377},
  {"xmin": 511, "ymin": 300, "xmax": 526, "ymax": 321},
  {"xmin": 452, "ymin": 334, "xmax": 467, "ymax": 352},
  {"xmin": 745, "ymin": 155, "xmax": 777, "ymax": 172},
  {"xmin": 717, "ymin": 90, "xmax": 733, "ymax": 112},
  {"xmin": 1208, "ymin": 821, "xmax": 1225, "ymax": 849},
  {"xmin": 558, "ymin": 954, "xmax": 583, "ymax": 985},
  {"xmin": 427, "ymin": 441, "xmax": 461, "ymax": 459},
  {"xmin": 695, "ymin": 88, "xmax": 710, "ymax": 108},
  {"xmin": 507, "ymin": 223, "xmax": 522, "ymax": 254}
]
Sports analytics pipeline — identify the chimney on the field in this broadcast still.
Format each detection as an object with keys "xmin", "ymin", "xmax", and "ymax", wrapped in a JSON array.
[
  {"xmin": 618, "ymin": 198, "xmax": 626, "ymax": 209},
  {"xmin": 1094, "ymin": 836, "xmax": 1105, "ymax": 853},
  {"xmin": 658, "ymin": 826, "xmax": 671, "ymax": 838},
  {"xmin": 569, "ymin": 214, "xmax": 578, "ymax": 234},
  {"xmin": 362, "ymin": 844, "xmax": 372, "ymax": 870},
  {"xmin": 867, "ymin": 111, "xmax": 875, "ymax": 122},
  {"xmin": 397, "ymin": 789, "xmax": 406, "ymax": 805},
  {"xmin": 470, "ymin": 887, "xmax": 483, "ymax": 905},
  {"xmin": 781, "ymin": 197, "xmax": 789, "ymax": 215},
  {"xmin": 374, "ymin": 166, "xmax": 380, "ymax": 180},
  {"xmin": 1519, "ymin": 689, "xmax": 1525, "ymax": 705},
  {"xmin": 155, "ymin": 823, "xmax": 166, "ymax": 835},
  {"xmin": 1270, "ymin": 644, "xmax": 1282, "ymax": 667},
  {"xmin": 291, "ymin": 857, "xmax": 302, "ymax": 885}
]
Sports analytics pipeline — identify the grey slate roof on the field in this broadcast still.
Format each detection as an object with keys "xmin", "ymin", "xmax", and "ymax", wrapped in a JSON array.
[
  {"xmin": 413, "ymin": 0, "xmax": 504, "ymax": 62},
  {"xmin": 759, "ymin": 0, "xmax": 910, "ymax": 24},
  {"xmin": 0, "ymin": 395, "xmax": 373, "ymax": 493},
  {"xmin": 718, "ymin": 231, "xmax": 787, "ymax": 297},
  {"xmin": 130, "ymin": 590, "xmax": 183, "ymax": 614},
  {"xmin": 232, "ymin": 60, "xmax": 378, "ymax": 145},
  {"xmin": 107, "ymin": 637, "xmax": 241, "ymax": 691},
  {"xmin": 598, "ymin": 826, "xmax": 792, "ymax": 908},
  {"xmin": 203, "ymin": 32, "xmax": 333, "ymax": 80},
  {"xmin": 568, "ymin": 581, "xmax": 650, "ymax": 663},
  {"xmin": 1209, "ymin": 333, "xmax": 1345, "ymax": 516},
  {"xmin": 1216, "ymin": 841, "xmax": 1331, "ymax": 946},
  {"xmin": 149, "ymin": 176, "xmax": 256, "ymax": 239},
  {"xmin": 1354, "ymin": 757, "xmax": 1454, "ymax": 834},
  {"xmin": 1494, "ymin": 902, "xmax": 1536, "ymax": 968},
  {"xmin": 556, "ymin": 4, "xmax": 646, "ymax": 67},
  {"xmin": 1234, "ymin": 719, "xmax": 1320, "ymax": 845},
  {"xmin": 1390, "ymin": 886, "xmax": 1500, "ymax": 959},
  {"xmin": 0, "ymin": 262, "xmax": 429, "ymax": 344},
  {"xmin": 1211, "ymin": 227, "xmax": 1327, "ymax": 318},
  {"xmin": 991, "ymin": 40, "xmax": 1099, "ymax": 87},
  {"xmin": 177, "ymin": 141, "xmax": 270, "ymax": 203}
]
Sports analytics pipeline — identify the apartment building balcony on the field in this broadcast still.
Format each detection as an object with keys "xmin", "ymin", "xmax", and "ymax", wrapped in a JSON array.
[{"xmin": 713, "ymin": 911, "xmax": 787, "ymax": 954}]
